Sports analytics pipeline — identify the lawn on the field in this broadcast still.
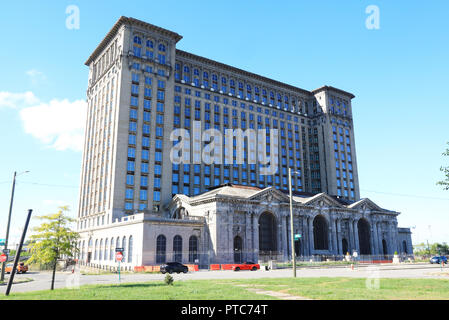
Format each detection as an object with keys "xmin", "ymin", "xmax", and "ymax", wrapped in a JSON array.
[{"xmin": 1, "ymin": 277, "xmax": 449, "ymax": 300}]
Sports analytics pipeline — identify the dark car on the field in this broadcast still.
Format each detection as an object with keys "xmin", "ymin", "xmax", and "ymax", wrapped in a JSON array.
[
  {"xmin": 430, "ymin": 256, "xmax": 448, "ymax": 264},
  {"xmin": 160, "ymin": 262, "xmax": 188, "ymax": 274}
]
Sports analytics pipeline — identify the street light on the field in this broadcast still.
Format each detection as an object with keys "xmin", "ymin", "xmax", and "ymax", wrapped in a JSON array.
[
  {"xmin": 288, "ymin": 167, "xmax": 300, "ymax": 278},
  {"xmin": 0, "ymin": 170, "xmax": 30, "ymax": 282}
]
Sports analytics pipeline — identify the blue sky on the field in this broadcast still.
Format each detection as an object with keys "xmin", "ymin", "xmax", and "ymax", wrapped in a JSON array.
[{"xmin": 0, "ymin": 0, "xmax": 448, "ymax": 246}]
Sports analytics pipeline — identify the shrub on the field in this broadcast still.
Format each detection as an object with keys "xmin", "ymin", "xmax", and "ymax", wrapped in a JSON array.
[{"xmin": 164, "ymin": 274, "xmax": 174, "ymax": 286}]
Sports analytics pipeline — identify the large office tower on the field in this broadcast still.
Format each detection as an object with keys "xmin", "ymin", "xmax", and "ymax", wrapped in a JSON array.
[{"xmin": 78, "ymin": 16, "xmax": 359, "ymax": 228}]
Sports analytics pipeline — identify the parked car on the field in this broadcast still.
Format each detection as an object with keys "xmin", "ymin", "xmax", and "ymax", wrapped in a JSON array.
[
  {"xmin": 430, "ymin": 256, "xmax": 448, "ymax": 264},
  {"xmin": 160, "ymin": 262, "xmax": 188, "ymax": 274},
  {"xmin": 231, "ymin": 262, "xmax": 260, "ymax": 271},
  {"xmin": 3, "ymin": 262, "xmax": 28, "ymax": 274}
]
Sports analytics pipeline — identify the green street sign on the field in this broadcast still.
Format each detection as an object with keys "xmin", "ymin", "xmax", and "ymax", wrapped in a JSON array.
[
  {"xmin": 0, "ymin": 239, "xmax": 5, "ymax": 246},
  {"xmin": 294, "ymin": 234, "xmax": 301, "ymax": 240}
]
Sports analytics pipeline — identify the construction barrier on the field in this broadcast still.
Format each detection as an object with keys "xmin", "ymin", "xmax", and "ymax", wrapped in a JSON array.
[
  {"xmin": 186, "ymin": 264, "xmax": 199, "ymax": 271},
  {"xmin": 221, "ymin": 264, "xmax": 234, "ymax": 270},
  {"xmin": 134, "ymin": 266, "xmax": 145, "ymax": 272}
]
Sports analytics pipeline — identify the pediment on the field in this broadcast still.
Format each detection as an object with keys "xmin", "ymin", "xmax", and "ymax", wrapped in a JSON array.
[
  {"xmin": 303, "ymin": 193, "xmax": 344, "ymax": 208},
  {"xmin": 348, "ymin": 198, "xmax": 383, "ymax": 211},
  {"xmin": 248, "ymin": 187, "xmax": 290, "ymax": 203}
]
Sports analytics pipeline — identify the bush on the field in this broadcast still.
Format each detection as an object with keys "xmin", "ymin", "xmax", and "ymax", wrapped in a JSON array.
[{"xmin": 164, "ymin": 274, "xmax": 174, "ymax": 286}]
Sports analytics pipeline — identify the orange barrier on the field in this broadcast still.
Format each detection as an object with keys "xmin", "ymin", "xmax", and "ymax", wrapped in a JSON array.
[
  {"xmin": 186, "ymin": 264, "xmax": 199, "ymax": 271},
  {"xmin": 221, "ymin": 264, "xmax": 234, "ymax": 270},
  {"xmin": 209, "ymin": 264, "xmax": 221, "ymax": 271},
  {"xmin": 134, "ymin": 266, "xmax": 145, "ymax": 272}
]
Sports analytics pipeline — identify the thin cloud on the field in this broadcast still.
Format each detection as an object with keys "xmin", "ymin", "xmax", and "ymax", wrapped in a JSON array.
[
  {"xmin": 26, "ymin": 69, "xmax": 47, "ymax": 85},
  {"xmin": 0, "ymin": 91, "xmax": 39, "ymax": 109},
  {"xmin": 19, "ymin": 98, "xmax": 87, "ymax": 152}
]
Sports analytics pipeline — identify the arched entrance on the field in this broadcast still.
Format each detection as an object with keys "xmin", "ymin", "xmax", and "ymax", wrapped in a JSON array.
[
  {"xmin": 402, "ymin": 240, "xmax": 407, "ymax": 254},
  {"xmin": 357, "ymin": 218, "xmax": 371, "ymax": 255},
  {"xmin": 234, "ymin": 236, "xmax": 243, "ymax": 263},
  {"xmin": 259, "ymin": 212, "xmax": 277, "ymax": 257},
  {"xmin": 313, "ymin": 215, "xmax": 328, "ymax": 250}
]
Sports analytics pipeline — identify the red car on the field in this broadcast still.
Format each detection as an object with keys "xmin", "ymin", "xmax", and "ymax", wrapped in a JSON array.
[{"xmin": 231, "ymin": 262, "xmax": 260, "ymax": 271}]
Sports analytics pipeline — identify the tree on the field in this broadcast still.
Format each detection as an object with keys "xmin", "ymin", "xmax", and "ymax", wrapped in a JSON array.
[
  {"xmin": 27, "ymin": 206, "xmax": 79, "ymax": 290},
  {"xmin": 437, "ymin": 142, "xmax": 449, "ymax": 190}
]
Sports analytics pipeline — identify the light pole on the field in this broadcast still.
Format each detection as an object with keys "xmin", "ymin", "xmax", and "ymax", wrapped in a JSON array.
[
  {"xmin": 288, "ymin": 167, "xmax": 300, "ymax": 278},
  {"xmin": 1, "ymin": 170, "xmax": 29, "ymax": 282}
]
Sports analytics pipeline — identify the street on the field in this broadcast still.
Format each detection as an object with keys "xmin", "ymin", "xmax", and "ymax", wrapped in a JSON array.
[{"xmin": 1, "ymin": 263, "xmax": 448, "ymax": 294}]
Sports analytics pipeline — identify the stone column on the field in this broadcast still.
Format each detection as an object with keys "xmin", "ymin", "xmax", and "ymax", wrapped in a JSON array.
[
  {"xmin": 372, "ymin": 220, "xmax": 379, "ymax": 257},
  {"xmin": 391, "ymin": 221, "xmax": 399, "ymax": 254},
  {"xmin": 353, "ymin": 219, "xmax": 360, "ymax": 254},
  {"xmin": 336, "ymin": 219, "xmax": 342, "ymax": 255},
  {"xmin": 245, "ymin": 212, "xmax": 252, "ymax": 262},
  {"xmin": 228, "ymin": 210, "xmax": 233, "ymax": 262},
  {"xmin": 370, "ymin": 222, "xmax": 376, "ymax": 257},
  {"xmin": 331, "ymin": 216, "xmax": 338, "ymax": 255},
  {"xmin": 253, "ymin": 213, "xmax": 259, "ymax": 262},
  {"xmin": 377, "ymin": 222, "xmax": 384, "ymax": 255},
  {"xmin": 348, "ymin": 219, "xmax": 354, "ymax": 252},
  {"xmin": 308, "ymin": 217, "xmax": 314, "ymax": 255},
  {"xmin": 301, "ymin": 216, "xmax": 308, "ymax": 257},
  {"xmin": 282, "ymin": 214, "xmax": 288, "ymax": 261}
]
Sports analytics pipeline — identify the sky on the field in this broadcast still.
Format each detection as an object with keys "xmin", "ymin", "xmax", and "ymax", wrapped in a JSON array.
[{"xmin": 0, "ymin": 0, "xmax": 448, "ymax": 247}]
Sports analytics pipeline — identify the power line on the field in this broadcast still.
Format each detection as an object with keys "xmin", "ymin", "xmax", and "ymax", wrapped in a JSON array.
[
  {"xmin": 361, "ymin": 189, "xmax": 449, "ymax": 201},
  {"xmin": 17, "ymin": 181, "xmax": 79, "ymax": 189}
]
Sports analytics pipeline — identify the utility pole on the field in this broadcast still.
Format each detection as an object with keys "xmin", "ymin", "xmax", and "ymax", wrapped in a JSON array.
[
  {"xmin": 5, "ymin": 209, "xmax": 32, "ymax": 296},
  {"xmin": 288, "ymin": 167, "xmax": 296, "ymax": 278},
  {"xmin": 1, "ymin": 170, "xmax": 29, "ymax": 282}
]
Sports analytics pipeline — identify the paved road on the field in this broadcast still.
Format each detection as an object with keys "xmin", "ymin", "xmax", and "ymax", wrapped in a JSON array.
[{"xmin": 1, "ymin": 263, "xmax": 448, "ymax": 294}]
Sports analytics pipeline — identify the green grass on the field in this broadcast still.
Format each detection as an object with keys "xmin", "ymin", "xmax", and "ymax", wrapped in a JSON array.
[{"xmin": 1, "ymin": 277, "xmax": 449, "ymax": 300}]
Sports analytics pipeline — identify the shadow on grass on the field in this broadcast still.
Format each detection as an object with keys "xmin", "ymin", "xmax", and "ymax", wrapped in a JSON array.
[{"xmin": 86, "ymin": 282, "xmax": 169, "ymax": 290}]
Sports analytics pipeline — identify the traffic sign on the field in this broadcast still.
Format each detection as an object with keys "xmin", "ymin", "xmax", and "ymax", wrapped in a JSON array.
[
  {"xmin": 0, "ymin": 254, "xmax": 7, "ymax": 263},
  {"xmin": 115, "ymin": 248, "xmax": 124, "ymax": 252},
  {"xmin": 115, "ymin": 252, "xmax": 123, "ymax": 262},
  {"xmin": 294, "ymin": 234, "xmax": 302, "ymax": 240},
  {"xmin": 0, "ymin": 239, "xmax": 5, "ymax": 246},
  {"xmin": 2, "ymin": 249, "xmax": 10, "ymax": 254}
]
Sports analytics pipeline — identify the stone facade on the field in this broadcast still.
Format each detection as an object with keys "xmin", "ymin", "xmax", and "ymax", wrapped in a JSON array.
[
  {"xmin": 77, "ymin": 184, "xmax": 413, "ymax": 268},
  {"xmin": 76, "ymin": 17, "xmax": 413, "ymax": 269}
]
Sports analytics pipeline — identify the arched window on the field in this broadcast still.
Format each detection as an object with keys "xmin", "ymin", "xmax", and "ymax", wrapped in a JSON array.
[
  {"xmin": 313, "ymin": 215, "xmax": 329, "ymax": 250},
  {"xmin": 99, "ymin": 239, "xmax": 103, "ymax": 261},
  {"xmin": 188, "ymin": 236, "xmax": 198, "ymax": 263},
  {"xmin": 382, "ymin": 239, "xmax": 388, "ymax": 256},
  {"xmin": 342, "ymin": 238, "xmax": 349, "ymax": 255},
  {"xmin": 104, "ymin": 238, "xmax": 109, "ymax": 261},
  {"xmin": 234, "ymin": 236, "xmax": 243, "ymax": 263},
  {"xmin": 173, "ymin": 235, "xmax": 182, "ymax": 263},
  {"xmin": 133, "ymin": 36, "xmax": 142, "ymax": 44},
  {"xmin": 259, "ymin": 212, "xmax": 277, "ymax": 254},
  {"xmin": 94, "ymin": 239, "xmax": 98, "ymax": 260},
  {"xmin": 184, "ymin": 66, "xmax": 190, "ymax": 73},
  {"xmin": 128, "ymin": 236, "xmax": 133, "ymax": 263},
  {"xmin": 146, "ymin": 40, "xmax": 153, "ymax": 48},
  {"xmin": 158, "ymin": 44, "xmax": 166, "ymax": 52},
  {"xmin": 156, "ymin": 235, "xmax": 166, "ymax": 263},
  {"xmin": 122, "ymin": 236, "xmax": 127, "ymax": 263},
  {"xmin": 110, "ymin": 237, "xmax": 114, "ymax": 261}
]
